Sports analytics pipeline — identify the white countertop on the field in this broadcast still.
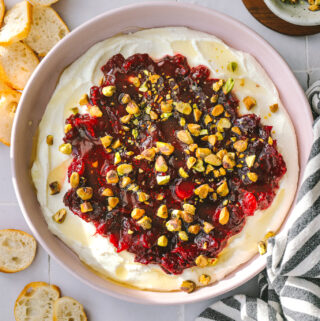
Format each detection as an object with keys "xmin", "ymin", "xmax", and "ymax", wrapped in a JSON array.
[{"xmin": 0, "ymin": 0, "xmax": 319, "ymax": 320}]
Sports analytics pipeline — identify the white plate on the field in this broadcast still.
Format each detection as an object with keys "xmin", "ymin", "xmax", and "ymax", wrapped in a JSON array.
[{"xmin": 264, "ymin": 0, "xmax": 320, "ymax": 26}]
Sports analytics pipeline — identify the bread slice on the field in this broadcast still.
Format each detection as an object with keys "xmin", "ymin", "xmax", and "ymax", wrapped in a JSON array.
[
  {"xmin": 0, "ymin": 1, "xmax": 32, "ymax": 46},
  {"xmin": 0, "ymin": 0, "xmax": 5, "ymax": 26},
  {"xmin": 14, "ymin": 282, "xmax": 61, "ymax": 321},
  {"xmin": 0, "ymin": 90, "xmax": 21, "ymax": 146},
  {"xmin": 25, "ymin": 6, "xmax": 69, "ymax": 57},
  {"xmin": 53, "ymin": 297, "xmax": 88, "ymax": 321},
  {"xmin": 0, "ymin": 229, "xmax": 36, "ymax": 272},
  {"xmin": 0, "ymin": 41, "xmax": 39, "ymax": 90},
  {"xmin": 28, "ymin": 0, "xmax": 60, "ymax": 6}
]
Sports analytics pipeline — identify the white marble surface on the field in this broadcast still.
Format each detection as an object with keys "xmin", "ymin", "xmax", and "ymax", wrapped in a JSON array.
[{"xmin": 0, "ymin": 0, "xmax": 317, "ymax": 320}]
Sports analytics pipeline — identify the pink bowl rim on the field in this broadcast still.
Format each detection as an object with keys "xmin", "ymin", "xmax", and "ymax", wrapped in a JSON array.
[{"xmin": 10, "ymin": 1, "xmax": 313, "ymax": 305}]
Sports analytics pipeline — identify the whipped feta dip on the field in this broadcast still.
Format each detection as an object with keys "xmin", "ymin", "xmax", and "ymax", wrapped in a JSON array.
[{"xmin": 31, "ymin": 27, "xmax": 298, "ymax": 291}]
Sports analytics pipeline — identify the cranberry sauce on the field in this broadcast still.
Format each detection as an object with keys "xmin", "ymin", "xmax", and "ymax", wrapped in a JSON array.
[{"xmin": 62, "ymin": 53, "xmax": 286, "ymax": 274}]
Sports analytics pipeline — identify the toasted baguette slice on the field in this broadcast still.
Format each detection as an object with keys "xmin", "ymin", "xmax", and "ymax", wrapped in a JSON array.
[
  {"xmin": 0, "ymin": 229, "xmax": 36, "ymax": 272},
  {"xmin": 0, "ymin": 41, "xmax": 39, "ymax": 90},
  {"xmin": 28, "ymin": 0, "xmax": 60, "ymax": 6},
  {"xmin": 14, "ymin": 282, "xmax": 61, "ymax": 321},
  {"xmin": 25, "ymin": 6, "xmax": 69, "ymax": 57},
  {"xmin": 0, "ymin": 1, "xmax": 32, "ymax": 46},
  {"xmin": 0, "ymin": 0, "xmax": 5, "ymax": 26},
  {"xmin": 53, "ymin": 297, "xmax": 88, "ymax": 321},
  {"xmin": 0, "ymin": 90, "xmax": 21, "ymax": 146}
]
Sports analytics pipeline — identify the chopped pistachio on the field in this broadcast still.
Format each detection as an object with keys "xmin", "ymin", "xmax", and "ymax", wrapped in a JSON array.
[
  {"xmin": 126, "ymin": 101, "xmax": 140, "ymax": 114},
  {"xmin": 132, "ymin": 128, "xmax": 138, "ymax": 139},
  {"xmin": 222, "ymin": 154, "xmax": 236, "ymax": 169},
  {"xmin": 114, "ymin": 152, "xmax": 121, "ymax": 165},
  {"xmin": 233, "ymin": 140, "xmax": 248, "ymax": 152},
  {"xmin": 206, "ymin": 164, "xmax": 214, "ymax": 174},
  {"xmin": 108, "ymin": 197, "xmax": 119, "ymax": 208},
  {"xmin": 120, "ymin": 93, "xmax": 131, "ymax": 104},
  {"xmin": 219, "ymin": 207, "xmax": 229, "ymax": 225},
  {"xmin": 212, "ymin": 79, "xmax": 224, "ymax": 92},
  {"xmin": 222, "ymin": 78, "xmax": 235, "ymax": 94},
  {"xmin": 70, "ymin": 172, "xmax": 80, "ymax": 188},
  {"xmin": 139, "ymin": 81, "xmax": 149, "ymax": 92},
  {"xmin": 166, "ymin": 218, "xmax": 181, "ymax": 232},
  {"xmin": 64, "ymin": 124, "xmax": 72, "ymax": 133},
  {"xmin": 195, "ymin": 148, "xmax": 211, "ymax": 158},
  {"xmin": 180, "ymin": 211, "xmax": 194, "ymax": 223},
  {"xmin": 204, "ymin": 154, "xmax": 221, "ymax": 166},
  {"xmin": 227, "ymin": 61, "xmax": 238, "ymax": 72},
  {"xmin": 179, "ymin": 167, "xmax": 189, "ymax": 178},
  {"xmin": 149, "ymin": 74, "xmax": 160, "ymax": 83},
  {"xmin": 100, "ymin": 135, "xmax": 113, "ymax": 148},
  {"xmin": 76, "ymin": 187, "xmax": 93, "ymax": 200},
  {"xmin": 79, "ymin": 93, "xmax": 89, "ymax": 105},
  {"xmin": 268, "ymin": 137, "xmax": 273, "ymax": 145},
  {"xmin": 155, "ymin": 156, "xmax": 168, "ymax": 172},
  {"xmin": 101, "ymin": 188, "xmax": 113, "ymax": 197},
  {"xmin": 204, "ymin": 114, "xmax": 213, "ymax": 125},
  {"xmin": 131, "ymin": 208, "xmax": 145, "ymax": 220},
  {"xmin": 80, "ymin": 201, "xmax": 93, "ymax": 213},
  {"xmin": 231, "ymin": 126, "xmax": 241, "ymax": 135},
  {"xmin": 156, "ymin": 142, "xmax": 175, "ymax": 155},
  {"xmin": 157, "ymin": 235, "xmax": 168, "ymax": 247},
  {"xmin": 52, "ymin": 208, "xmax": 67, "ymax": 224},
  {"xmin": 203, "ymin": 222, "xmax": 214, "ymax": 234},
  {"xmin": 258, "ymin": 241, "xmax": 267, "ymax": 255},
  {"xmin": 211, "ymin": 104, "xmax": 224, "ymax": 117},
  {"xmin": 49, "ymin": 181, "xmax": 60, "ymax": 195},
  {"xmin": 217, "ymin": 149, "xmax": 228, "ymax": 160},
  {"xmin": 112, "ymin": 139, "xmax": 122, "ymax": 149},
  {"xmin": 89, "ymin": 105, "xmax": 103, "ymax": 118},
  {"xmin": 180, "ymin": 117, "xmax": 186, "ymax": 126},
  {"xmin": 188, "ymin": 224, "xmax": 201, "ymax": 234},
  {"xmin": 178, "ymin": 231, "xmax": 189, "ymax": 241},
  {"xmin": 187, "ymin": 124, "xmax": 201, "ymax": 136},
  {"xmin": 194, "ymin": 184, "xmax": 213, "ymax": 199},
  {"xmin": 183, "ymin": 204, "xmax": 196, "ymax": 215},
  {"xmin": 245, "ymin": 155, "xmax": 256, "ymax": 168},
  {"xmin": 174, "ymin": 101, "xmax": 192, "ymax": 115},
  {"xmin": 189, "ymin": 144, "xmax": 198, "ymax": 152},
  {"xmin": 187, "ymin": 156, "xmax": 197, "ymax": 169},
  {"xmin": 150, "ymin": 110, "xmax": 158, "ymax": 120},
  {"xmin": 137, "ymin": 216, "xmax": 152, "ymax": 229},
  {"xmin": 46, "ymin": 135, "xmax": 54, "ymax": 145},
  {"xmin": 195, "ymin": 255, "xmax": 208, "ymax": 267},
  {"xmin": 217, "ymin": 118, "xmax": 231, "ymax": 132},
  {"xmin": 208, "ymin": 135, "xmax": 217, "ymax": 147},
  {"xmin": 130, "ymin": 76, "xmax": 140, "ymax": 87},
  {"xmin": 140, "ymin": 148, "xmax": 156, "ymax": 161},
  {"xmin": 137, "ymin": 191, "xmax": 150, "ymax": 202},
  {"xmin": 180, "ymin": 280, "xmax": 196, "ymax": 293},
  {"xmin": 156, "ymin": 175, "xmax": 170, "ymax": 185},
  {"xmin": 102, "ymin": 86, "xmax": 116, "ymax": 97},
  {"xmin": 120, "ymin": 176, "xmax": 131, "ymax": 188},
  {"xmin": 243, "ymin": 96, "xmax": 256, "ymax": 110},
  {"xmin": 117, "ymin": 164, "xmax": 133, "ymax": 176},
  {"xmin": 193, "ymin": 109, "xmax": 202, "ymax": 122},
  {"xmin": 247, "ymin": 172, "xmax": 258, "ymax": 182},
  {"xmin": 193, "ymin": 159, "xmax": 205, "ymax": 172},
  {"xmin": 157, "ymin": 205, "xmax": 168, "ymax": 218},
  {"xmin": 120, "ymin": 114, "xmax": 132, "ymax": 124},
  {"xmin": 217, "ymin": 181, "xmax": 229, "ymax": 197},
  {"xmin": 160, "ymin": 101, "xmax": 173, "ymax": 113},
  {"xmin": 177, "ymin": 130, "xmax": 194, "ymax": 145},
  {"xmin": 199, "ymin": 274, "xmax": 211, "ymax": 285},
  {"xmin": 106, "ymin": 170, "xmax": 119, "ymax": 184},
  {"xmin": 269, "ymin": 103, "xmax": 278, "ymax": 113},
  {"xmin": 59, "ymin": 143, "xmax": 72, "ymax": 155},
  {"xmin": 200, "ymin": 129, "xmax": 208, "ymax": 135}
]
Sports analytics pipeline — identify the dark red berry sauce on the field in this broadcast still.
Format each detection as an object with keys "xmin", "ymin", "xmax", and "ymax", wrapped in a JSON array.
[{"xmin": 62, "ymin": 53, "xmax": 286, "ymax": 274}]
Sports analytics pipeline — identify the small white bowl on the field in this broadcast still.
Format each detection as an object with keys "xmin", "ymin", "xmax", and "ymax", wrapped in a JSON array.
[
  {"xmin": 264, "ymin": 0, "xmax": 320, "ymax": 26},
  {"xmin": 11, "ymin": 1, "xmax": 313, "ymax": 304}
]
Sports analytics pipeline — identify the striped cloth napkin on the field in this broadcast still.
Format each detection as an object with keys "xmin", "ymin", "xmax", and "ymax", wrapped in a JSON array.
[{"xmin": 197, "ymin": 81, "xmax": 320, "ymax": 321}]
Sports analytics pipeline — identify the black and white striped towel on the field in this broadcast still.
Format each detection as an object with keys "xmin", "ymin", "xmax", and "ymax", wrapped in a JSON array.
[{"xmin": 197, "ymin": 81, "xmax": 320, "ymax": 321}]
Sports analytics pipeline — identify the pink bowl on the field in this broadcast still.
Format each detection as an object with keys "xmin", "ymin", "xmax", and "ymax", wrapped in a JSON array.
[{"xmin": 11, "ymin": 2, "xmax": 313, "ymax": 304}]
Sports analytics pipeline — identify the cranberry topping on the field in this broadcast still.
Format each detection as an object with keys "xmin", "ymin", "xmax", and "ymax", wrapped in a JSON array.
[{"xmin": 62, "ymin": 53, "xmax": 286, "ymax": 274}]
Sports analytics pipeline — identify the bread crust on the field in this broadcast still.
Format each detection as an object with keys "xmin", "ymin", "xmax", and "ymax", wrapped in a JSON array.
[
  {"xmin": 0, "ymin": 0, "xmax": 5, "ymax": 25},
  {"xmin": 0, "ymin": 228, "xmax": 36, "ymax": 272},
  {"xmin": 14, "ymin": 281, "xmax": 61, "ymax": 321},
  {"xmin": 0, "ymin": 1, "xmax": 32, "ymax": 46},
  {"xmin": 28, "ymin": 0, "xmax": 60, "ymax": 6},
  {"xmin": 53, "ymin": 296, "xmax": 88, "ymax": 321}
]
